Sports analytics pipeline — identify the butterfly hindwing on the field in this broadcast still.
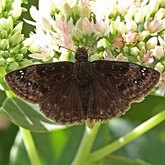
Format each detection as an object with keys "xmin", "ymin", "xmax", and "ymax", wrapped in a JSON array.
[
  {"xmin": 87, "ymin": 61, "xmax": 160, "ymax": 120},
  {"xmin": 88, "ymin": 74, "xmax": 130, "ymax": 120},
  {"xmin": 5, "ymin": 62, "xmax": 74, "ymax": 103},
  {"xmin": 39, "ymin": 75, "xmax": 86, "ymax": 124}
]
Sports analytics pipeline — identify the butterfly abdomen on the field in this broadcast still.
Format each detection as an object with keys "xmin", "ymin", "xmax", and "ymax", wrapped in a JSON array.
[{"xmin": 74, "ymin": 61, "xmax": 92, "ymax": 113}]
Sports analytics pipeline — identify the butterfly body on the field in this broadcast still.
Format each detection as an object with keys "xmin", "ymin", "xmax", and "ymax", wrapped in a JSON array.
[
  {"xmin": 74, "ymin": 48, "xmax": 94, "ymax": 113},
  {"xmin": 5, "ymin": 48, "xmax": 160, "ymax": 125}
]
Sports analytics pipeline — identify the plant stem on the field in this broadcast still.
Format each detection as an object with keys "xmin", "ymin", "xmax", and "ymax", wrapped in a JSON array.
[
  {"xmin": 71, "ymin": 122, "xmax": 101, "ymax": 165},
  {"xmin": 89, "ymin": 110, "xmax": 165, "ymax": 162},
  {"xmin": 19, "ymin": 127, "xmax": 42, "ymax": 165}
]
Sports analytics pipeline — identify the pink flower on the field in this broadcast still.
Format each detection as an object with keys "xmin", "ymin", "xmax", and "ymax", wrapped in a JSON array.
[
  {"xmin": 112, "ymin": 37, "xmax": 124, "ymax": 51},
  {"xmin": 76, "ymin": 17, "xmax": 95, "ymax": 35},
  {"xmin": 141, "ymin": 51, "xmax": 154, "ymax": 64},
  {"xmin": 55, "ymin": 17, "xmax": 74, "ymax": 49},
  {"xmin": 94, "ymin": 19, "xmax": 110, "ymax": 35},
  {"xmin": 147, "ymin": 19, "xmax": 164, "ymax": 33},
  {"xmin": 124, "ymin": 31, "xmax": 138, "ymax": 44}
]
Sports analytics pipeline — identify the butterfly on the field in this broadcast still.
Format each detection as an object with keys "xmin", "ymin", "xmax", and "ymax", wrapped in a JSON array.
[{"xmin": 5, "ymin": 48, "xmax": 160, "ymax": 125}]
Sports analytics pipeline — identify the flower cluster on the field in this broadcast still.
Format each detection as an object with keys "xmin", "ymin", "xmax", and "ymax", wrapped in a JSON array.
[
  {"xmin": 25, "ymin": 0, "xmax": 165, "ymax": 95},
  {"xmin": 2, "ymin": 0, "xmax": 165, "ymax": 95},
  {"xmin": 0, "ymin": 0, "xmax": 31, "ymax": 73}
]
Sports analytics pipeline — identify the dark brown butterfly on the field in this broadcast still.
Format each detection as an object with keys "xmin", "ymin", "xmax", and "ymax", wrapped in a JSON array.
[{"xmin": 5, "ymin": 48, "xmax": 160, "ymax": 125}]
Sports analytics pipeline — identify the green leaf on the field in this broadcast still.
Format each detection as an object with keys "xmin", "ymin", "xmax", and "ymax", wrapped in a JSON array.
[
  {"xmin": 9, "ymin": 131, "xmax": 31, "ymax": 165},
  {"xmin": 0, "ymin": 90, "xmax": 7, "ymax": 108},
  {"xmin": 0, "ymin": 122, "xmax": 18, "ymax": 165},
  {"xmin": 91, "ymin": 155, "xmax": 149, "ymax": 165},
  {"xmin": 10, "ymin": 125, "xmax": 85, "ymax": 165},
  {"xmin": 125, "ymin": 95, "xmax": 165, "ymax": 122},
  {"xmin": 88, "ymin": 95, "xmax": 165, "ymax": 164},
  {"xmin": 109, "ymin": 118, "xmax": 165, "ymax": 165},
  {"xmin": 8, "ymin": 95, "xmax": 165, "ymax": 165},
  {"xmin": 1, "ymin": 97, "xmax": 66, "ymax": 132},
  {"xmin": 0, "ymin": 67, "xmax": 9, "ymax": 90}
]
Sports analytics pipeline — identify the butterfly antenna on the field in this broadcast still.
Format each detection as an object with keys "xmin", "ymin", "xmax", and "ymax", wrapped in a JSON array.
[
  {"xmin": 86, "ymin": 37, "xmax": 103, "ymax": 51},
  {"xmin": 59, "ymin": 46, "xmax": 76, "ymax": 53}
]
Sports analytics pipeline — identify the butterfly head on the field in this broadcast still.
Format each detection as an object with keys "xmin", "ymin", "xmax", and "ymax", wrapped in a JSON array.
[{"xmin": 75, "ymin": 48, "xmax": 88, "ymax": 61}]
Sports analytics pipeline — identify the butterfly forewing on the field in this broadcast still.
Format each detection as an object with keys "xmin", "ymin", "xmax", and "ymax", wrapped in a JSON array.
[
  {"xmin": 92, "ymin": 61, "xmax": 160, "ymax": 100},
  {"xmin": 5, "ymin": 62, "xmax": 74, "ymax": 103},
  {"xmin": 87, "ymin": 60, "xmax": 160, "ymax": 120}
]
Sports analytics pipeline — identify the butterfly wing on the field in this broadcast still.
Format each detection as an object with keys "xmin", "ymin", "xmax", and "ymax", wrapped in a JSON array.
[
  {"xmin": 5, "ymin": 62, "xmax": 86, "ymax": 124},
  {"xmin": 39, "ymin": 76, "xmax": 86, "ymax": 124},
  {"xmin": 87, "ymin": 61, "xmax": 160, "ymax": 121},
  {"xmin": 5, "ymin": 62, "xmax": 74, "ymax": 103}
]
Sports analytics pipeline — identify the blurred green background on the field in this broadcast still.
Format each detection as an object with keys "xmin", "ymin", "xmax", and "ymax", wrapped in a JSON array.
[{"xmin": 1, "ymin": 94, "xmax": 165, "ymax": 165}]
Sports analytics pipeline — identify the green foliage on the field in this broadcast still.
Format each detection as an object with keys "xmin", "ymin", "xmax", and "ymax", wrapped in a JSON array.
[
  {"xmin": 1, "ymin": 93, "xmax": 165, "ymax": 165},
  {"xmin": 1, "ymin": 97, "xmax": 66, "ymax": 132}
]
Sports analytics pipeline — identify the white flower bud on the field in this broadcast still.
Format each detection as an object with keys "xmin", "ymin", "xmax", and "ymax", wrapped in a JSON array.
[
  {"xmin": 6, "ymin": 16, "xmax": 13, "ymax": 32},
  {"xmin": 155, "ymin": 62, "xmax": 164, "ymax": 72},
  {"xmin": 148, "ymin": 0, "xmax": 160, "ymax": 15},
  {"xmin": 13, "ymin": 22, "xmax": 23, "ymax": 34},
  {"xmin": 130, "ymin": 47, "xmax": 140, "ymax": 56},
  {"xmin": 10, "ymin": 32, "xmax": 24, "ymax": 46},
  {"xmin": 9, "ymin": 7, "xmax": 22, "ymax": 19},
  {"xmin": 134, "ymin": 9, "xmax": 145, "ymax": 24},
  {"xmin": 0, "ymin": 39, "xmax": 9, "ymax": 50},
  {"xmin": 152, "ymin": 46, "xmax": 164, "ymax": 59},
  {"xmin": 155, "ymin": 8, "xmax": 165, "ymax": 20},
  {"xmin": 158, "ymin": 36, "xmax": 165, "ymax": 48},
  {"xmin": 146, "ymin": 37, "xmax": 158, "ymax": 50}
]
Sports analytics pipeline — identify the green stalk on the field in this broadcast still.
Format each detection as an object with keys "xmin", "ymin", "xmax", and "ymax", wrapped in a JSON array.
[
  {"xmin": 71, "ymin": 122, "xmax": 101, "ymax": 165},
  {"xmin": 19, "ymin": 127, "xmax": 42, "ymax": 165},
  {"xmin": 89, "ymin": 110, "xmax": 165, "ymax": 162}
]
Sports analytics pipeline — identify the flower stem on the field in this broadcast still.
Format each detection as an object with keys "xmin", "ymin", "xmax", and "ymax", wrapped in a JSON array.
[
  {"xmin": 71, "ymin": 122, "xmax": 101, "ymax": 165},
  {"xmin": 19, "ymin": 127, "xmax": 42, "ymax": 165},
  {"xmin": 89, "ymin": 110, "xmax": 165, "ymax": 162}
]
